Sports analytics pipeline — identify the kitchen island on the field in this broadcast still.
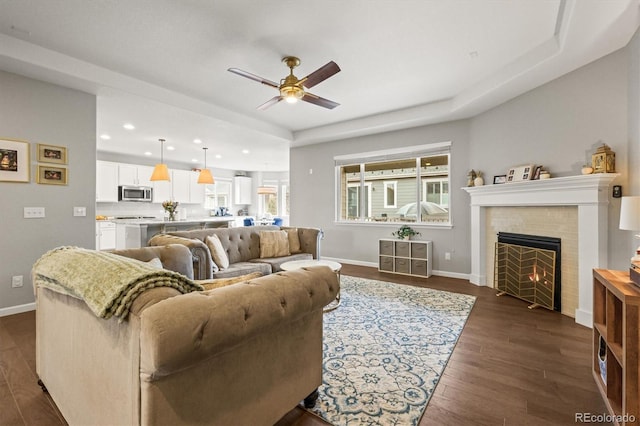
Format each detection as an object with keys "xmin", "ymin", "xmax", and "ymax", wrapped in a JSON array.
[{"xmin": 112, "ymin": 217, "xmax": 235, "ymax": 249}]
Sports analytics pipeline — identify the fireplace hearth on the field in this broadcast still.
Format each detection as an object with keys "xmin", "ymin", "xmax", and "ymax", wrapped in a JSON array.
[{"xmin": 494, "ymin": 232, "xmax": 561, "ymax": 311}]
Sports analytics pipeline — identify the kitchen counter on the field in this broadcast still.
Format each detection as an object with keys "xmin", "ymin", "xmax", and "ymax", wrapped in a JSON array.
[
  {"xmin": 110, "ymin": 217, "xmax": 235, "ymax": 225},
  {"xmin": 110, "ymin": 217, "xmax": 236, "ymax": 249}
]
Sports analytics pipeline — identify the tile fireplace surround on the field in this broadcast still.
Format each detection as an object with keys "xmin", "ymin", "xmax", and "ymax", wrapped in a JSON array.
[{"xmin": 463, "ymin": 174, "xmax": 619, "ymax": 328}]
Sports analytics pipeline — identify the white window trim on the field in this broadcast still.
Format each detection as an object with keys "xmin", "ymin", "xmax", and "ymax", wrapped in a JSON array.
[
  {"xmin": 422, "ymin": 177, "xmax": 448, "ymax": 207},
  {"xmin": 383, "ymin": 181, "xmax": 397, "ymax": 208},
  {"xmin": 334, "ymin": 142, "xmax": 452, "ymax": 227}
]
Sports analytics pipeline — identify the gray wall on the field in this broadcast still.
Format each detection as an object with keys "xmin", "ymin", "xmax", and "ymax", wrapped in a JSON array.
[
  {"xmin": 291, "ymin": 46, "xmax": 630, "ymax": 274},
  {"xmin": 470, "ymin": 48, "xmax": 629, "ymax": 270},
  {"xmin": 290, "ymin": 121, "xmax": 471, "ymax": 275},
  {"xmin": 0, "ymin": 70, "xmax": 96, "ymax": 312}
]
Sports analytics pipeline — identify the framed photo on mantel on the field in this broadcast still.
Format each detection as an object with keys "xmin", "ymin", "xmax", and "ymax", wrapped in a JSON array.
[{"xmin": 506, "ymin": 164, "xmax": 535, "ymax": 183}]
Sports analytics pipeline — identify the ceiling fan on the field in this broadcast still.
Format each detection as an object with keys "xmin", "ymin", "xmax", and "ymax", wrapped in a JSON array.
[{"xmin": 228, "ymin": 56, "xmax": 341, "ymax": 110}]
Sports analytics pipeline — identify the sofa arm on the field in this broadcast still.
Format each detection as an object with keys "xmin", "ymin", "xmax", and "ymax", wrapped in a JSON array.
[
  {"xmin": 139, "ymin": 266, "xmax": 338, "ymax": 377},
  {"xmin": 148, "ymin": 234, "xmax": 215, "ymax": 280},
  {"xmin": 283, "ymin": 227, "xmax": 322, "ymax": 259}
]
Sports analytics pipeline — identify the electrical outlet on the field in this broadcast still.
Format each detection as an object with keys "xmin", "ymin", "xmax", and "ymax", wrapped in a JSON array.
[
  {"xmin": 24, "ymin": 207, "xmax": 45, "ymax": 218},
  {"xmin": 445, "ymin": 252, "xmax": 451, "ymax": 261},
  {"xmin": 73, "ymin": 206, "xmax": 87, "ymax": 217},
  {"xmin": 12, "ymin": 275, "xmax": 23, "ymax": 288}
]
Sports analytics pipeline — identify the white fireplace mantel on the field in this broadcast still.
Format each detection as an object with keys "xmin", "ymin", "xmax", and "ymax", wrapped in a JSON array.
[{"xmin": 462, "ymin": 174, "xmax": 619, "ymax": 327}]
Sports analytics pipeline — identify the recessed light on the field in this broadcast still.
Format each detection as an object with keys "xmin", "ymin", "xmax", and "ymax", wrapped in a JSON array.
[
  {"xmin": 192, "ymin": 158, "xmax": 198, "ymax": 162},
  {"xmin": 167, "ymin": 146, "xmax": 175, "ymax": 151},
  {"xmin": 123, "ymin": 123, "xmax": 135, "ymax": 130},
  {"xmin": 193, "ymin": 139, "xmax": 202, "ymax": 144},
  {"xmin": 100, "ymin": 134, "xmax": 111, "ymax": 140},
  {"xmin": 242, "ymin": 149, "xmax": 250, "ymax": 154},
  {"xmin": 144, "ymin": 151, "xmax": 152, "ymax": 156},
  {"xmin": 215, "ymin": 154, "xmax": 222, "ymax": 159}
]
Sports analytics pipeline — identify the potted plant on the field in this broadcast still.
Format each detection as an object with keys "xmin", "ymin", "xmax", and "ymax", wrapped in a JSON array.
[{"xmin": 392, "ymin": 225, "xmax": 421, "ymax": 240}]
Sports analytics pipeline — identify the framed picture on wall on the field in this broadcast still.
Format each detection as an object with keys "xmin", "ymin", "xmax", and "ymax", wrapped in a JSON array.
[
  {"xmin": 37, "ymin": 165, "xmax": 68, "ymax": 185},
  {"xmin": 0, "ymin": 138, "xmax": 30, "ymax": 183},
  {"xmin": 37, "ymin": 143, "xmax": 67, "ymax": 164}
]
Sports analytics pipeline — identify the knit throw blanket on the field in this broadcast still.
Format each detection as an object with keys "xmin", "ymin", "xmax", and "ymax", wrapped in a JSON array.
[{"xmin": 32, "ymin": 246, "xmax": 203, "ymax": 320}]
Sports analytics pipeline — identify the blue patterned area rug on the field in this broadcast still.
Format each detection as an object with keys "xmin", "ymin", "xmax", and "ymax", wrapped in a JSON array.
[{"xmin": 308, "ymin": 275, "xmax": 476, "ymax": 425}]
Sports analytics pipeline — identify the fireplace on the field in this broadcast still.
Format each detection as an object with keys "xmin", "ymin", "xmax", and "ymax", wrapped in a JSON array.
[
  {"xmin": 462, "ymin": 174, "xmax": 618, "ymax": 327},
  {"xmin": 494, "ymin": 232, "xmax": 561, "ymax": 311}
]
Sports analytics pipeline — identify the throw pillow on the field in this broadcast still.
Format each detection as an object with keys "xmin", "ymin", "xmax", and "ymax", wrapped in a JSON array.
[
  {"xmin": 205, "ymin": 234, "xmax": 230, "ymax": 270},
  {"xmin": 285, "ymin": 228, "xmax": 301, "ymax": 254},
  {"xmin": 259, "ymin": 230, "xmax": 290, "ymax": 258},
  {"xmin": 145, "ymin": 257, "xmax": 164, "ymax": 269},
  {"xmin": 196, "ymin": 272, "xmax": 263, "ymax": 291}
]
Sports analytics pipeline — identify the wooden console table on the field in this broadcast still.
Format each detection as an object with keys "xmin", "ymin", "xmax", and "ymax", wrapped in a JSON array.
[{"xmin": 592, "ymin": 269, "xmax": 640, "ymax": 425}]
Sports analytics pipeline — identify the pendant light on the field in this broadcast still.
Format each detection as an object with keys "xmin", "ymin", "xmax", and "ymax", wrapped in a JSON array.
[
  {"xmin": 257, "ymin": 162, "xmax": 275, "ymax": 194},
  {"xmin": 197, "ymin": 147, "xmax": 215, "ymax": 184},
  {"xmin": 257, "ymin": 185, "xmax": 277, "ymax": 195},
  {"xmin": 150, "ymin": 138, "xmax": 170, "ymax": 181}
]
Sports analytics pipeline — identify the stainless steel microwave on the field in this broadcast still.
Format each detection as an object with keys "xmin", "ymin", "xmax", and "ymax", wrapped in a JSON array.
[{"xmin": 118, "ymin": 186, "xmax": 153, "ymax": 202}]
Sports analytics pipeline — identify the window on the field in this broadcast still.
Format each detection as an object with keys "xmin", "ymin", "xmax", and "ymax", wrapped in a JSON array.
[
  {"xmin": 281, "ymin": 183, "xmax": 290, "ymax": 216},
  {"xmin": 335, "ymin": 142, "xmax": 451, "ymax": 226},
  {"xmin": 383, "ymin": 181, "xmax": 397, "ymax": 208},
  {"xmin": 258, "ymin": 179, "xmax": 280, "ymax": 217}
]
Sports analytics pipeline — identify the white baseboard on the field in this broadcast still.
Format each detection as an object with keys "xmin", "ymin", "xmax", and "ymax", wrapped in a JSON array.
[
  {"xmin": 0, "ymin": 302, "xmax": 36, "ymax": 317},
  {"xmin": 431, "ymin": 270, "xmax": 471, "ymax": 280},
  {"xmin": 323, "ymin": 257, "xmax": 470, "ymax": 281}
]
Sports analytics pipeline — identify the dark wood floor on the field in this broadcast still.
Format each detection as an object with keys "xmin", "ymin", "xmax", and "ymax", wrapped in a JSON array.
[{"xmin": 1, "ymin": 264, "xmax": 609, "ymax": 426}]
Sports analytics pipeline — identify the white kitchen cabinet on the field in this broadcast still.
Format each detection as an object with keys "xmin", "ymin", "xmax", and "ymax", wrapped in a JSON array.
[
  {"xmin": 189, "ymin": 171, "xmax": 205, "ymax": 204},
  {"xmin": 172, "ymin": 169, "xmax": 191, "ymax": 204},
  {"xmin": 234, "ymin": 176, "xmax": 252, "ymax": 205},
  {"xmin": 96, "ymin": 221, "xmax": 116, "ymax": 250},
  {"xmin": 153, "ymin": 178, "xmax": 172, "ymax": 203},
  {"xmin": 152, "ymin": 169, "xmax": 203, "ymax": 204},
  {"xmin": 118, "ymin": 163, "xmax": 154, "ymax": 187},
  {"xmin": 96, "ymin": 161, "xmax": 119, "ymax": 202},
  {"xmin": 116, "ymin": 224, "xmax": 143, "ymax": 249}
]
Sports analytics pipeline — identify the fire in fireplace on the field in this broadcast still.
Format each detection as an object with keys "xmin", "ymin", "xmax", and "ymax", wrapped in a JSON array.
[{"xmin": 494, "ymin": 232, "xmax": 561, "ymax": 311}]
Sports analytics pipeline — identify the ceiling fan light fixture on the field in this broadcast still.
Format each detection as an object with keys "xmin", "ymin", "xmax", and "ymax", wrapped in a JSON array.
[
  {"xmin": 197, "ymin": 147, "xmax": 215, "ymax": 184},
  {"xmin": 150, "ymin": 138, "xmax": 171, "ymax": 181},
  {"xmin": 281, "ymin": 86, "xmax": 304, "ymax": 103}
]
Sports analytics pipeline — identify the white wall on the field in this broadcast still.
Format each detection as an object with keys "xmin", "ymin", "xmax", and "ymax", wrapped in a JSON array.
[
  {"xmin": 0, "ymin": 70, "xmax": 96, "ymax": 313},
  {"xmin": 291, "ymin": 46, "xmax": 630, "ymax": 274}
]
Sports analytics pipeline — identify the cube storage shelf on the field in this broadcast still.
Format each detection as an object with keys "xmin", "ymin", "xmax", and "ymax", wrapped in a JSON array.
[
  {"xmin": 379, "ymin": 239, "xmax": 432, "ymax": 278},
  {"xmin": 592, "ymin": 269, "xmax": 640, "ymax": 426}
]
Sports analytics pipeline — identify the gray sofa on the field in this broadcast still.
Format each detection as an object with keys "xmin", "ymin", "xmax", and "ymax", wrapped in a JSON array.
[
  {"xmin": 34, "ymin": 244, "xmax": 338, "ymax": 426},
  {"xmin": 148, "ymin": 225, "xmax": 322, "ymax": 280}
]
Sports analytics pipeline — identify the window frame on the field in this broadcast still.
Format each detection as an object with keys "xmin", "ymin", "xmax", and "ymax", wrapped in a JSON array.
[
  {"xmin": 334, "ymin": 142, "xmax": 452, "ymax": 228},
  {"xmin": 383, "ymin": 180, "xmax": 397, "ymax": 209}
]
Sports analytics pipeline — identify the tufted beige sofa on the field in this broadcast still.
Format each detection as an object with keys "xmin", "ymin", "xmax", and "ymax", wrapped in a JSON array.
[
  {"xmin": 35, "ymin": 244, "xmax": 338, "ymax": 426},
  {"xmin": 148, "ymin": 225, "xmax": 322, "ymax": 280}
]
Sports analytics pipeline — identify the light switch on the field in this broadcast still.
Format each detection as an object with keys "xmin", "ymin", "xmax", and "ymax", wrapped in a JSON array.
[
  {"xmin": 74, "ymin": 206, "xmax": 87, "ymax": 217},
  {"xmin": 24, "ymin": 207, "xmax": 45, "ymax": 218}
]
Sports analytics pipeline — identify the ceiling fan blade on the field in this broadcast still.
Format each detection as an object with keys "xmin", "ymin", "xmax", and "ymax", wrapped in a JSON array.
[
  {"xmin": 257, "ymin": 96, "xmax": 283, "ymax": 110},
  {"xmin": 228, "ymin": 68, "xmax": 278, "ymax": 88},
  {"xmin": 301, "ymin": 92, "xmax": 340, "ymax": 109},
  {"xmin": 301, "ymin": 61, "xmax": 340, "ymax": 89}
]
